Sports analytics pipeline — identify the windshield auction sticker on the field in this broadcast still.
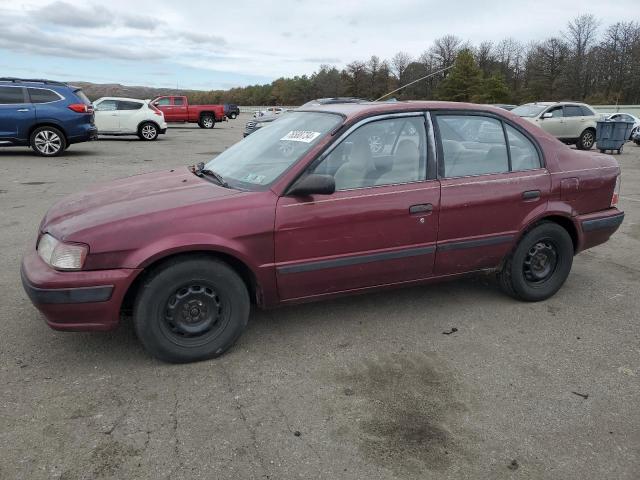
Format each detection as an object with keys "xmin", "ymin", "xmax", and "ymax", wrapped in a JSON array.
[{"xmin": 280, "ymin": 131, "xmax": 321, "ymax": 143}]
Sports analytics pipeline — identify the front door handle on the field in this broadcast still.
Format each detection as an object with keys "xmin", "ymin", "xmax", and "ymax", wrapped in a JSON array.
[
  {"xmin": 522, "ymin": 190, "xmax": 541, "ymax": 200},
  {"xmin": 17, "ymin": 108, "xmax": 29, "ymax": 112},
  {"xmin": 409, "ymin": 203, "xmax": 433, "ymax": 214}
]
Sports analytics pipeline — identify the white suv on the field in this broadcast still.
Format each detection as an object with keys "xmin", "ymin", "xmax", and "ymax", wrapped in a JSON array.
[
  {"xmin": 93, "ymin": 97, "xmax": 168, "ymax": 141},
  {"xmin": 511, "ymin": 102, "xmax": 599, "ymax": 150}
]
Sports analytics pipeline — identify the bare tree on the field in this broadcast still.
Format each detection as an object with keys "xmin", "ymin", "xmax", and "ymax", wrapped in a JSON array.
[{"xmin": 391, "ymin": 51, "xmax": 412, "ymax": 84}]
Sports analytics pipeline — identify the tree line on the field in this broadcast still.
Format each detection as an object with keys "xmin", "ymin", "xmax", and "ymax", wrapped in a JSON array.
[{"xmin": 187, "ymin": 15, "xmax": 640, "ymax": 106}]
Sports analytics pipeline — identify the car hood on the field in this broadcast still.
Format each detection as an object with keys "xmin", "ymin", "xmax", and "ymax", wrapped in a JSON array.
[{"xmin": 41, "ymin": 167, "xmax": 242, "ymax": 241}]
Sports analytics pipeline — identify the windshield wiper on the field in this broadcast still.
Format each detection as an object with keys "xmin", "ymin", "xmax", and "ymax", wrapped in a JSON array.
[{"xmin": 190, "ymin": 162, "xmax": 229, "ymax": 188}]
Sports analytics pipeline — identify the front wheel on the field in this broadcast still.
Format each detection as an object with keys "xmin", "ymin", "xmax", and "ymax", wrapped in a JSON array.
[
  {"xmin": 198, "ymin": 115, "xmax": 215, "ymax": 129},
  {"xmin": 229, "ymin": 112, "xmax": 237, "ymax": 119},
  {"xmin": 138, "ymin": 122, "xmax": 158, "ymax": 141},
  {"xmin": 30, "ymin": 126, "xmax": 66, "ymax": 156},
  {"xmin": 498, "ymin": 222, "xmax": 574, "ymax": 302},
  {"xmin": 134, "ymin": 256, "xmax": 250, "ymax": 363},
  {"xmin": 576, "ymin": 129, "xmax": 595, "ymax": 150}
]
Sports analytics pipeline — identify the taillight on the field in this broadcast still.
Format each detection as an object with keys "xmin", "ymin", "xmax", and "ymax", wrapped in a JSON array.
[
  {"xmin": 68, "ymin": 103, "xmax": 93, "ymax": 113},
  {"xmin": 611, "ymin": 175, "xmax": 621, "ymax": 207},
  {"xmin": 150, "ymin": 104, "xmax": 163, "ymax": 116}
]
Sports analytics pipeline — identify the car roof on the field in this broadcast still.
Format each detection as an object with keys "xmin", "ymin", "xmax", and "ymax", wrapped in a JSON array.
[
  {"xmin": 296, "ymin": 100, "xmax": 511, "ymax": 120},
  {"xmin": 96, "ymin": 97, "xmax": 145, "ymax": 102}
]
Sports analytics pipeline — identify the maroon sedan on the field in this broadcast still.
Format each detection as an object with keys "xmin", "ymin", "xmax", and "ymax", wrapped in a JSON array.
[{"xmin": 21, "ymin": 101, "xmax": 624, "ymax": 363}]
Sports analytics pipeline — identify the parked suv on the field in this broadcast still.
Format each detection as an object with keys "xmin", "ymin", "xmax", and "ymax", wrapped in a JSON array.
[
  {"xmin": 93, "ymin": 97, "xmax": 167, "ymax": 141},
  {"xmin": 511, "ymin": 101, "xmax": 599, "ymax": 150},
  {"xmin": 0, "ymin": 78, "xmax": 97, "ymax": 156}
]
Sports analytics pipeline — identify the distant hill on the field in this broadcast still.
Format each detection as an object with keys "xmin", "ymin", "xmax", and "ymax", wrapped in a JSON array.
[{"xmin": 72, "ymin": 82, "xmax": 204, "ymax": 101}]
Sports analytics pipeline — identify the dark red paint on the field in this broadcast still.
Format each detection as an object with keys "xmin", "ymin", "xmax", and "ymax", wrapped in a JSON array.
[{"xmin": 21, "ymin": 102, "xmax": 623, "ymax": 331}]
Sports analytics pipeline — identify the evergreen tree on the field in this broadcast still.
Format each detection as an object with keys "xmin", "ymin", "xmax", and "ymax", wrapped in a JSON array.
[{"xmin": 437, "ymin": 49, "xmax": 483, "ymax": 101}]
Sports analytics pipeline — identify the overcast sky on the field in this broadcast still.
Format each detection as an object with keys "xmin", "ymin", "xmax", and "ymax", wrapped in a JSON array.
[{"xmin": 0, "ymin": 0, "xmax": 635, "ymax": 90}]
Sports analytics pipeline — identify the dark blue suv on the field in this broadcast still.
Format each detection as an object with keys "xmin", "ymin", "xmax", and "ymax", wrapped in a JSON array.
[{"xmin": 0, "ymin": 78, "xmax": 97, "ymax": 156}]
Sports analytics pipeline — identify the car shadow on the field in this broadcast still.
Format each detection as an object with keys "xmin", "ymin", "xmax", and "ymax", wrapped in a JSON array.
[
  {"xmin": 41, "ymin": 274, "xmax": 505, "ymax": 366},
  {"xmin": 0, "ymin": 148, "xmax": 97, "ymax": 157}
]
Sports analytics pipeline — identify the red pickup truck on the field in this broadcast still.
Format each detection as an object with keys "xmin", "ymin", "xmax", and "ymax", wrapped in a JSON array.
[{"xmin": 151, "ymin": 95, "xmax": 225, "ymax": 129}]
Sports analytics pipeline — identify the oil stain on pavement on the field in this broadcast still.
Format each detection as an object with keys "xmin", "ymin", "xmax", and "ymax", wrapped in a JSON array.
[{"xmin": 333, "ymin": 353, "xmax": 468, "ymax": 476}]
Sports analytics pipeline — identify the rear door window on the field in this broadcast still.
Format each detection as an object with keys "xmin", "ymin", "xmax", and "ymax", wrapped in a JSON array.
[
  {"xmin": 0, "ymin": 86, "xmax": 26, "ymax": 104},
  {"xmin": 564, "ymin": 105, "xmax": 584, "ymax": 117},
  {"xmin": 27, "ymin": 88, "xmax": 61, "ymax": 103},
  {"xmin": 174, "ymin": 98, "xmax": 184, "ymax": 106},
  {"xmin": 437, "ymin": 115, "xmax": 509, "ymax": 177},
  {"xmin": 117, "ymin": 101, "xmax": 143, "ymax": 110}
]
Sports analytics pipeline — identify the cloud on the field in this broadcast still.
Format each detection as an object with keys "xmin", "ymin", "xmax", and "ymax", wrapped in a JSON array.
[
  {"xmin": 36, "ymin": 1, "xmax": 111, "ymax": 28},
  {"xmin": 33, "ymin": 1, "xmax": 161, "ymax": 31},
  {"xmin": 0, "ymin": 22, "xmax": 164, "ymax": 61}
]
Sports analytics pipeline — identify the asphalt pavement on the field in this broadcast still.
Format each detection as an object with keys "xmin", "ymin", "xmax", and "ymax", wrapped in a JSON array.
[{"xmin": 1, "ymin": 119, "xmax": 639, "ymax": 479}]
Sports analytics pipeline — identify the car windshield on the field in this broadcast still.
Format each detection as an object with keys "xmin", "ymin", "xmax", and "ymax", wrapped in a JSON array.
[
  {"xmin": 204, "ymin": 111, "xmax": 342, "ymax": 190},
  {"xmin": 511, "ymin": 104, "xmax": 547, "ymax": 118}
]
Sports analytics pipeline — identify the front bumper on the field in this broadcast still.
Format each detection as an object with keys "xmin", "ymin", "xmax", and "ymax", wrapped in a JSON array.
[
  {"xmin": 576, "ymin": 208, "xmax": 624, "ymax": 252},
  {"xmin": 21, "ymin": 249, "xmax": 140, "ymax": 331}
]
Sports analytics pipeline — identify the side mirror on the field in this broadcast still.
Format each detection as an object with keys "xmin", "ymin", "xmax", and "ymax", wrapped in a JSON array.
[
  {"xmin": 541, "ymin": 112, "xmax": 553, "ymax": 119},
  {"xmin": 287, "ymin": 174, "xmax": 335, "ymax": 196}
]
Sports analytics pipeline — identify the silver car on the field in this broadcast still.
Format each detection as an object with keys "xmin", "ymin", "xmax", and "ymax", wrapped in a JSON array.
[{"xmin": 511, "ymin": 102, "xmax": 599, "ymax": 150}]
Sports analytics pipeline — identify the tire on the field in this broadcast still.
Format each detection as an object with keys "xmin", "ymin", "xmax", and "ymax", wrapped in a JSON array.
[
  {"xmin": 229, "ymin": 112, "xmax": 237, "ymax": 120},
  {"xmin": 599, "ymin": 149, "xmax": 606, "ymax": 153},
  {"xmin": 133, "ymin": 256, "xmax": 250, "ymax": 363},
  {"xmin": 198, "ymin": 115, "xmax": 215, "ymax": 129},
  {"xmin": 576, "ymin": 129, "xmax": 595, "ymax": 150},
  {"xmin": 138, "ymin": 122, "xmax": 158, "ymax": 141},
  {"xmin": 498, "ymin": 222, "xmax": 574, "ymax": 302},
  {"xmin": 617, "ymin": 145, "xmax": 623, "ymax": 154},
  {"xmin": 30, "ymin": 126, "xmax": 66, "ymax": 157}
]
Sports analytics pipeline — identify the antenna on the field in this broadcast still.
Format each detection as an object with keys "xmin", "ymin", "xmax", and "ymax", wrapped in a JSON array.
[{"xmin": 374, "ymin": 64, "xmax": 455, "ymax": 102}]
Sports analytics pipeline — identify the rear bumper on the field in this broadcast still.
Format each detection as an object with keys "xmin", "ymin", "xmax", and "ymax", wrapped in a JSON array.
[
  {"xmin": 68, "ymin": 126, "xmax": 98, "ymax": 144},
  {"xmin": 576, "ymin": 209, "xmax": 624, "ymax": 252},
  {"xmin": 21, "ymin": 249, "xmax": 140, "ymax": 331},
  {"xmin": 160, "ymin": 128, "xmax": 167, "ymax": 134}
]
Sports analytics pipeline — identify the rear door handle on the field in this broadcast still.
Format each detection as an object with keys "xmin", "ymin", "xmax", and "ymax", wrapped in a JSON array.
[
  {"xmin": 409, "ymin": 203, "xmax": 433, "ymax": 214},
  {"xmin": 522, "ymin": 190, "xmax": 541, "ymax": 200},
  {"xmin": 17, "ymin": 108, "xmax": 29, "ymax": 112}
]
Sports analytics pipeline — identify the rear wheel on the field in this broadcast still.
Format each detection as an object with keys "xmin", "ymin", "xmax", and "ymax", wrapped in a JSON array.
[
  {"xmin": 138, "ymin": 122, "xmax": 158, "ymax": 141},
  {"xmin": 498, "ymin": 222, "xmax": 574, "ymax": 302},
  {"xmin": 576, "ymin": 129, "xmax": 595, "ymax": 150},
  {"xmin": 198, "ymin": 115, "xmax": 215, "ymax": 129},
  {"xmin": 30, "ymin": 126, "xmax": 66, "ymax": 156},
  {"xmin": 229, "ymin": 112, "xmax": 237, "ymax": 119},
  {"xmin": 133, "ymin": 256, "xmax": 250, "ymax": 363}
]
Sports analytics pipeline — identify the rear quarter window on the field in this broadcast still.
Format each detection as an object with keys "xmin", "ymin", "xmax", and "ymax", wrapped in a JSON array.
[{"xmin": 74, "ymin": 89, "xmax": 91, "ymax": 105}]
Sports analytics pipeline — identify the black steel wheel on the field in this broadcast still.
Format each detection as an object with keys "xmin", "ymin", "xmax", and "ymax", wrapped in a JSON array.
[
  {"xmin": 134, "ymin": 255, "xmax": 250, "ymax": 363},
  {"xmin": 498, "ymin": 222, "xmax": 573, "ymax": 301}
]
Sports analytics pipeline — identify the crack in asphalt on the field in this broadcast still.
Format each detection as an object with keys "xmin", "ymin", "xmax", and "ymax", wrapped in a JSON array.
[{"xmin": 220, "ymin": 363, "xmax": 271, "ymax": 478}]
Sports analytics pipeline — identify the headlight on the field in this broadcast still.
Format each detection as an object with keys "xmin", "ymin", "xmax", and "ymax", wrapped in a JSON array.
[{"xmin": 37, "ymin": 233, "xmax": 88, "ymax": 271}]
